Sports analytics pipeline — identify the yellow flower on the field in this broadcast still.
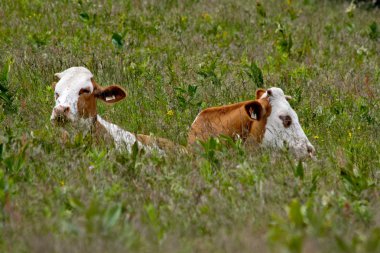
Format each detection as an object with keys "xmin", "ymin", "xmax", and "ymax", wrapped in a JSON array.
[
  {"xmin": 60, "ymin": 180, "xmax": 65, "ymax": 186},
  {"xmin": 313, "ymin": 135, "xmax": 319, "ymax": 139},
  {"xmin": 348, "ymin": 132, "xmax": 352, "ymax": 138},
  {"xmin": 167, "ymin": 110, "xmax": 174, "ymax": 116},
  {"xmin": 202, "ymin": 13, "xmax": 212, "ymax": 22},
  {"xmin": 181, "ymin": 16, "xmax": 187, "ymax": 23}
]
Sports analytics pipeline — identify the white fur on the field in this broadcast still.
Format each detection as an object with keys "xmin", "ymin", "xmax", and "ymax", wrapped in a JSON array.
[
  {"xmin": 51, "ymin": 67, "xmax": 93, "ymax": 121},
  {"xmin": 96, "ymin": 115, "xmax": 141, "ymax": 152},
  {"xmin": 261, "ymin": 87, "xmax": 315, "ymax": 159}
]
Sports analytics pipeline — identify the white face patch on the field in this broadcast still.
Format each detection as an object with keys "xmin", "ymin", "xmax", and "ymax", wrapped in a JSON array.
[
  {"xmin": 51, "ymin": 67, "xmax": 94, "ymax": 121},
  {"xmin": 261, "ymin": 87, "xmax": 315, "ymax": 159}
]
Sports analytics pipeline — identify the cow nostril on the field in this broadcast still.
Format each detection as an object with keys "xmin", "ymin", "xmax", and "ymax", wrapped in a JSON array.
[{"xmin": 307, "ymin": 145, "xmax": 315, "ymax": 154}]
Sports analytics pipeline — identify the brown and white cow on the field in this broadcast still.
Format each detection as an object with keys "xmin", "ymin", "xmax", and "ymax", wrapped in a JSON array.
[
  {"xmin": 188, "ymin": 89, "xmax": 269, "ymax": 145},
  {"xmin": 188, "ymin": 87, "xmax": 316, "ymax": 159},
  {"xmin": 50, "ymin": 66, "xmax": 183, "ymax": 154}
]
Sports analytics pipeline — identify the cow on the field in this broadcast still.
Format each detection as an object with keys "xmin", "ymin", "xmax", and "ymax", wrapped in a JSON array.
[
  {"xmin": 50, "ymin": 66, "xmax": 184, "ymax": 154},
  {"xmin": 188, "ymin": 87, "xmax": 316, "ymax": 159}
]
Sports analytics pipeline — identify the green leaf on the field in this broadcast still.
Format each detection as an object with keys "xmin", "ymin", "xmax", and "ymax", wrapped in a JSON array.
[
  {"xmin": 0, "ymin": 58, "xmax": 16, "ymax": 113},
  {"xmin": 335, "ymin": 235, "xmax": 350, "ymax": 252},
  {"xmin": 287, "ymin": 199, "xmax": 304, "ymax": 228},
  {"xmin": 366, "ymin": 227, "xmax": 380, "ymax": 252},
  {"xmin": 145, "ymin": 203, "xmax": 159, "ymax": 226},
  {"xmin": 103, "ymin": 203, "xmax": 122, "ymax": 229},
  {"xmin": 256, "ymin": 2, "xmax": 266, "ymax": 18},
  {"xmin": 112, "ymin": 33, "xmax": 124, "ymax": 48},
  {"xmin": 369, "ymin": 22, "xmax": 379, "ymax": 40},
  {"xmin": 79, "ymin": 12, "xmax": 90, "ymax": 22},
  {"xmin": 245, "ymin": 61, "xmax": 264, "ymax": 88},
  {"xmin": 294, "ymin": 160, "xmax": 304, "ymax": 180}
]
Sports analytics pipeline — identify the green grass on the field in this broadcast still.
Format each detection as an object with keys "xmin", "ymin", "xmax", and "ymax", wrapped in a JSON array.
[{"xmin": 0, "ymin": 0, "xmax": 380, "ymax": 252}]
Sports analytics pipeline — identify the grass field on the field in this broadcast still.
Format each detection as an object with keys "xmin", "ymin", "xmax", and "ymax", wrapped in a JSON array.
[{"xmin": 1, "ymin": 0, "xmax": 380, "ymax": 252}]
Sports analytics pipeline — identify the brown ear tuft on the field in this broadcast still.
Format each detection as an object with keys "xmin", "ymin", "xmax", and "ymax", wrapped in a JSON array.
[
  {"xmin": 255, "ymin": 89, "xmax": 266, "ymax": 99},
  {"xmin": 244, "ymin": 101, "xmax": 265, "ymax": 121},
  {"xmin": 52, "ymin": 82, "xmax": 57, "ymax": 90}
]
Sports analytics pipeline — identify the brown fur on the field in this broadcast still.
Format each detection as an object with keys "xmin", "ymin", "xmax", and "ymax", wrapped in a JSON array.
[
  {"xmin": 77, "ymin": 92, "xmax": 97, "ymax": 119},
  {"xmin": 137, "ymin": 134, "xmax": 187, "ymax": 154},
  {"xmin": 188, "ymin": 89, "xmax": 271, "ymax": 145},
  {"xmin": 77, "ymin": 79, "xmax": 126, "ymax": 120}
]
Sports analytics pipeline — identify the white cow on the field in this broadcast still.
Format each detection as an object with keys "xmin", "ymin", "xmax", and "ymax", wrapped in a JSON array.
[{"xmin": 260, "ymin": 87, "xmax": 315, "ymax": 159}]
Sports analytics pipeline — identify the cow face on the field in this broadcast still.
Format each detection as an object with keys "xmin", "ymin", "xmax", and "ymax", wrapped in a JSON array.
[
  {"xmin": 261, "ymin": 87, "xmax": 315, "ymax": 159},
  {"xmin": 51, "ymin": 67, "xmax": 126, "ymax": 124}
]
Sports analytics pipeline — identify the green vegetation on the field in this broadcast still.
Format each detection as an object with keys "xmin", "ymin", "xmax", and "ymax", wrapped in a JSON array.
[{"xmin": 0, "ymin": 0, "xmax": 379, "ymax": 252}]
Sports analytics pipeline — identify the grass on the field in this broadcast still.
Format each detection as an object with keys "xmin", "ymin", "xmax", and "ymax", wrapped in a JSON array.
[{"xmin": 0, "ymin": 0, "xmax": 380, "ymax": 252}]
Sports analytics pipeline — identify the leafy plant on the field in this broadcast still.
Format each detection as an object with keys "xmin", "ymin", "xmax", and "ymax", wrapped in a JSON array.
[
  {"xmin": 275, "ymin": 22, "xmax": 293, "ymax": 55},
  {"xmin": 368, "ymin": 21, "xmax": 379, "ymax": 40},
  {"xmin": 244, "ymin": 61, "xmax": 264, "ymax": 88},
  {"xmin": 199, "ymin": 137, "xmax": 221, "ymax": 169},
  {"xmin": 112, "ymin": 32, "xmax": 125, "ymax": 48},
  {"xmin": 197, "ymin": 59, "xmax": 221, "ymax": 87},
  {"xmin": 0, "ymin": 58, "xmax": 16, "ymax": 113},
  {"xmin": 174, "ymin": 83, "xmax": 200, "ymax": 110}
]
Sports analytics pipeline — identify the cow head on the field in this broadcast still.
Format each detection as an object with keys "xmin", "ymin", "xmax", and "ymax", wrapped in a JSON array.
[
  {"xmin": 260, "ymin": 87, "xmax": 315, "ymax": 159},
  {"xmin": 50, "ymin": 67, "xmax": 126, "ymax": 124}
]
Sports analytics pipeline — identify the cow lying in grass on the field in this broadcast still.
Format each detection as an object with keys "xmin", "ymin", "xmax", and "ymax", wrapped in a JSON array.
[
  {"xmin": 188, "ymin": 87, "xmax": 316, "ymax": 159},
  {"xmin": 50, "ymin": 66, "xmax": 182, "ymax": 154}
]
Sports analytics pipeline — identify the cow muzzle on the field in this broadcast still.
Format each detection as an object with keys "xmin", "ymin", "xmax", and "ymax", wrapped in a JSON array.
[
  {"xmin": 51, "ymin": 105, "xmax": 72, "ymax": 125},
  {"xmin": 290, "ymin": 141, "xmax": 316, "ymax": 160}
]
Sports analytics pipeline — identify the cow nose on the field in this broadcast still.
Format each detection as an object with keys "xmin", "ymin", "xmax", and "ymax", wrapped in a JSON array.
[
  {"xmin": 54, "ymin": 105, "xmax": 69, "ymax": 113},
  {"xmin": 54, "ymin": 105, "xmax": 70, "ymax": 118},
  {"xmin": 307, "ymin": 144, "xmax": 315, "ymax": 156}
]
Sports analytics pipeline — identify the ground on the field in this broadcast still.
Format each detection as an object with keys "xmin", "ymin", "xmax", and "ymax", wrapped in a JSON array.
[{"xmin": 0, "ymin": 0, "xmax": 380, "ymax": 252}]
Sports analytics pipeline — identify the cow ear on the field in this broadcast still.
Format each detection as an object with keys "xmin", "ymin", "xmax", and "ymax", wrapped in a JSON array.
[
  {"xmin": 52, "ymin": 82, "xmax": 57, "ymax": 90},
  {"xmin": 54, "ymin": 72, "xmax": 63, "ymax": 80},
  {"xmin": 255, "ymin": 89, "xmax": 266, "ymax": 99},
  {"xmin": 244, "ymin": 101, "xmax": 265, "ymax": 121},
  {"xmin": 94, "ymin": 85, "xmax": 127, "ymax": 103}
]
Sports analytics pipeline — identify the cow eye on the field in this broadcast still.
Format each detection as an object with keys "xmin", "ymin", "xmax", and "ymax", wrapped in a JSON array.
[
  {"xmin": 79, "ymin": 88, "xmax": 91, "ymax": 95},
  {"xmin": 279, "ymin": 115, "xmax": 292, "ymax": 128},
  {"xmin": 54, "ymin": 93, "xmax": 59, "ymax": 100}
]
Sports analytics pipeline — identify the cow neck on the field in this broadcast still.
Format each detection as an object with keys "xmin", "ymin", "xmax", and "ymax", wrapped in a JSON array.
[{"xmin": 94, "ymin": 115, "xmax": 141, "ymax": 152}]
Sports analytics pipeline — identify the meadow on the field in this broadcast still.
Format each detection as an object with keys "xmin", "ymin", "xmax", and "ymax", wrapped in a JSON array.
[{"xmin": 0, "ymin": 0, "xmax": 380, "ymax": 252}]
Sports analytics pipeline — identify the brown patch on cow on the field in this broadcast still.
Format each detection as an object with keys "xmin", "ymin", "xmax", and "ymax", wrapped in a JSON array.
[
  {"xmin": 77, "ymin": 79, "xmax": 127, "ymax": 120},
  {"xmin": 137, "ymin": 134, "xmax": 188, "ymax": 154},
  {"xmin": 92, "ymin": 120, "xmax": 115, "ymax": 146},
  {"xmin": 77, "ymin": 91, "xmax": 97, "ymax": 119},
  {"xmin": 92, "ymin": 79, "xmax": 127, "ymax": 103},
  {"xmin": 188, "ymin": 93, "xmax": 271, "ymax": 145},
  {"xmin": 279, "ymin": 115, "xmax": 292, "ymax": 128},
  {"xmin": 255, "ymin": 89, "xmax": 266, "ymax": 99},
  {"xmin": 248, "ymin": 97, "xmax": 271, "ymax": 143},
  {"xmin": 244, "ymin": 101, "xmax": 265, "ymax": 121}
]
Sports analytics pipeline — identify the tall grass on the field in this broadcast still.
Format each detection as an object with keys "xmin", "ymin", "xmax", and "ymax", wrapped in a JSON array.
[{"xmin": 0, "ymin": 0, "xmax": 379, "ymax": 252}]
